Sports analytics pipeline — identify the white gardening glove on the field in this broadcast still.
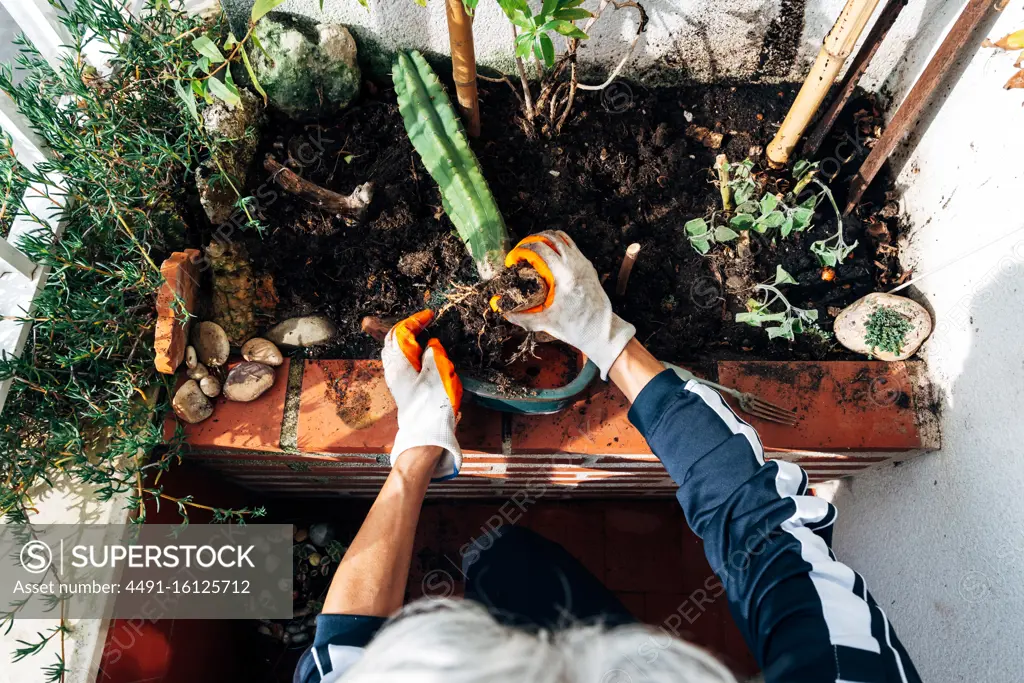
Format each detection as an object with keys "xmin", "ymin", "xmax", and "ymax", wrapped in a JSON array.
[
  {"xmin": 381, "ymin": 309, "xmax": 463, "ymax": 481},
  {"xmin": 503, "ymin": 230, "xmax": 635, "ymax": 379}
]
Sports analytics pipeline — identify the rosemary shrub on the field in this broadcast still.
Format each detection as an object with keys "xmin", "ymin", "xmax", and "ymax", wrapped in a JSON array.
[{"xmin": 0, "ymin": 0, "xmax": 263, "ymax": 530}]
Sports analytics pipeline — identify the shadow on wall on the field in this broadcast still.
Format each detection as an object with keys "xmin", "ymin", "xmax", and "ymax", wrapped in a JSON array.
[{"xmin": 831, "ymin": 257, "xmax": 1024, "ymax": 682}]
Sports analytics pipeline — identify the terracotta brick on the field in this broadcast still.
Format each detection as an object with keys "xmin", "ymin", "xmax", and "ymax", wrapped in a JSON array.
[
  {"xmin": 510, "ymin": 383, "xmax": 654, "ymax": 455},
  {"xmin": 297, "ymin": 360, "xmax": 503, "ymax": 455},
  {"xmin": 716, "ymin": 361, "xmax": 930, "ymax": 451},
  {"xmin": 154, "ymin": 249, "xmax": 201, "ymax": 374},
  {"xmin": 164, "ymin": 359, "xmax": 288, "ymax": 452}
]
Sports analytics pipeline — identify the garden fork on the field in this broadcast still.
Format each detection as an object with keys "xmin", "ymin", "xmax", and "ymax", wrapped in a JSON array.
[{"xmin": 663, "ymin": 363, "xmax": 799, "ymax": 426}]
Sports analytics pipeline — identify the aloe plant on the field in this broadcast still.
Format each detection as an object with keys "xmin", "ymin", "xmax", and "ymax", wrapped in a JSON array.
[{"xmin": 393, "ymin": 51, "xmax": 509, "ymax": 280}]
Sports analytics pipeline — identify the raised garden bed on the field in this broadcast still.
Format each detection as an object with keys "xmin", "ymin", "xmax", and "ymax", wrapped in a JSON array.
[{"xmin": 223, "ymin": 79, "xmax": 903, "ymax": 380}]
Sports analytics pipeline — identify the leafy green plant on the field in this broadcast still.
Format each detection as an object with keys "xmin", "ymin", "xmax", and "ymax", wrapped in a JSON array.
[
  {"xmin": 864, "ymin": 306, "xmax": 913, "ymax": 355},
  {"xmin": 393, "ymin": 51, "xmax": 510, "ymax": 279},
  {"xmin": 499, "ymin": 0, "xmax": 590, "ymax": 67},
  {"xmin": 735, "ymin": 266, "xmax": 820, "ymax": 341}
]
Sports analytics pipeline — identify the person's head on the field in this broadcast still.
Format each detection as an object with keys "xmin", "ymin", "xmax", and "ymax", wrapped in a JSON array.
[{"xmin": 340, "ymin": 599, "xmax": 738, "ymax": 683}]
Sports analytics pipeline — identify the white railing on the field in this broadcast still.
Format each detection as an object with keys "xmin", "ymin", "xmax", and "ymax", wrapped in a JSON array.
[{"xmin": 0, "ymin": 0, "xmax": 72, "ymax": 414}]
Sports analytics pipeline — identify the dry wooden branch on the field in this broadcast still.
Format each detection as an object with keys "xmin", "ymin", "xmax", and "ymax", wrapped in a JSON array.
[
  {"xmin": 576, "ymin": 0, "xmax": 649, "ymax": 91},
  {"xmin": 802, "ymin": 0, "xmax": 908, "ymax": 158},
  {"xmin": 264, "ymin": 155, "xmax": 374, "ymax": 221},
  {"xmin": 845, "ymin": 0, "xmax": 1002, "ymax": 212}
]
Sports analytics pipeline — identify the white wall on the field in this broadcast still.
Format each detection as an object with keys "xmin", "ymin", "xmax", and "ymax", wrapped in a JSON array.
[
  {"xmin": 829, "ymin": 3, "xmax": 1024, "ymax": 681},
  {"xmin": 223, "ymin": 0, "xmax": 964, "ymax": 88}
]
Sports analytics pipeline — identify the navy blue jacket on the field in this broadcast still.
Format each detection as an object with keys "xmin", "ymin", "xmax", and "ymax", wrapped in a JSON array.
[{"xmin": 301, "ymin": 370, "xmax": 920, "ymax": 683}]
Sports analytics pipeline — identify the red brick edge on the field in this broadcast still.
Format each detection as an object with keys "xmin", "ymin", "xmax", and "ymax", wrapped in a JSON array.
[{"xmin": 165, "ymin": 360, "xmax": 939, "ymax": 497}]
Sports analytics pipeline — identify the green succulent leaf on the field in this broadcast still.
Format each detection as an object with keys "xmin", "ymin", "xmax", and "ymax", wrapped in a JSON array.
[
  {"xmin": 735, "ymin": 200, "xmax": 759, "ymax": 214},
  {"xmin": 780, "ymin": 215, "xmax": 795, "ymax": 237},
  {"xmin": 773, "ymin": 265, "xmax": 797, "ymax": 285},
  {"xmin": 554, "ymin": 8, "xmax": 592, "ymax": 20},
  {"xmin": 684, "ymin": 218, "xmax": 709, "ymax": 236},
  {"xmin": 173, "ymin": 79, "xmax": 199, "ymax": 123},
  {"xmin": 552, "ymin": 20, "xmax": 588, "ymax": 38},
  {"xmin": 759, "ymin": 193, "xmax": 778, "ymax": 214},
  {"xmin": 207, "ymin": 76, "xmax": 240, "ymax": 106},
  {"xmin": 791, "ymin": 207, "xmax": 814, "ymax": 231},
  {"xmin": 690, "ymin": 237, "xmax": 712, "ymax": 254},
  {"xmin": 714, "ymin": 225, "xmax": 740, "ymax": 242},
  {"xmin": 762, "ymin": 211, "xmax": 785, "ymax": 228},
  {"xmin": 251, "ymin": 0, "xmax": 288, "ymax": 23},
  {"xmin": 192, "ymin": 36, "xmax": 224, "ymax": 63},
  {"xmin": 729, "ymin": 213, "xmax": 754, "ymax": 231}
]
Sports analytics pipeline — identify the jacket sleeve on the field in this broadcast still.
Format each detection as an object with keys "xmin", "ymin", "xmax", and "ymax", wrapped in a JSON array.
[{"xmin": 628, "ymin": 370, "xmax": 920, "ymax": 683}]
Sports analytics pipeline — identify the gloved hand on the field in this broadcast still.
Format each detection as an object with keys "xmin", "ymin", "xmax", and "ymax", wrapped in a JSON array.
[
  {"xmin": 503, "ymin": 230, "xmax": 635, "ymax": 379},
  {"xmin": 382, "ymin": 309, "xmax": 463, "ymax": 481}
]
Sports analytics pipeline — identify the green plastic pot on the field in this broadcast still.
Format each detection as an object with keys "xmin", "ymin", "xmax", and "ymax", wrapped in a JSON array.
[{"xmin": 462, "ymin": 360, "xmax": 599, "ymax": 414}]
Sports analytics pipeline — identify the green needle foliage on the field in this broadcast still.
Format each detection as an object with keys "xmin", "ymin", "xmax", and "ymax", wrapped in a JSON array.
[
  {"xmin": 864, "ymin": 306, "xmax": 913, "ymax": 356},
  {"xmin": 393, "ymin": 50, "xmax": 509, "ymax": 280},
  {"xmin": 0, "ymin": 0, "xmax": 262, "ymax": 528},
  {"xmin": 0, "ymin": 132, "xmax": 26, "ymax": 239}
]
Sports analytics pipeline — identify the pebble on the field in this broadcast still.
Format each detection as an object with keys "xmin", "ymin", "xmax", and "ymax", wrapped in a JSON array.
[
  {"xmin": 172, "ymin": 380, "xmax": 213, "ymax": 424},
  {"xmin": 187, "ymin": 362, "xmax": 209, "ymax": 381},
  {"xmin": 265, "ymin": 315, "xmax": 338, "ymax": 348},
  {"xmin": 185, "ymin": 346, "xmax": 198, "ymax": 370},
  {"xmin": 199, "ymin": 375, "xmax": 221, "ymax": 398},
  {"xmin": 242, "ymin": 337, "xmax": 284, "ymax": 366},
  {"xmin": 223, "ymin": 362, "xmax": 275, "ymax": 402},
  {"xmin": 309, "ymin": 523, "xmax": 336, "ymax": 546},
  {"xmin": 193, "ymin": 321, "xmax": 230, "ymax": 367},
  {"xmin": 834, "ymin": 292, "xmax": 932, "ymax": 361}
]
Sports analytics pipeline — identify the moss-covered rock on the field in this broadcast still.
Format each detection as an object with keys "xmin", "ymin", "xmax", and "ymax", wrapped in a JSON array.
[
  {"xmin": 249, "ymin": 13, "xmax": 360, "ymax": 121},
  {"xmin": 196, "ymin": 88, "xmax": 264, "ymax": 225}
]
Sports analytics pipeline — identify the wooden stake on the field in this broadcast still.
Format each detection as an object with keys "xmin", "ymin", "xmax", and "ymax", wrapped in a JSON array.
[
  {"xmin": 802, "ymin": 0, "xmax": 908, "ymax": 159},
  {"xmin": 715, "ymin": 154, "xmax": 732, "ymax": 211},
  {"xmin": 445, "ymin": 0, "xmax": 481, "ymax": 137},
  {"xmin": 616, "ymin": 243, "xmax": 642, "ymax": 297},
  {"xmin": 766, "ymin": 0, "xmax": 882, "ymax": 166},
  {"xmin": 845, "ymin": 0, "xmax": 1001, "ymax": 213}
]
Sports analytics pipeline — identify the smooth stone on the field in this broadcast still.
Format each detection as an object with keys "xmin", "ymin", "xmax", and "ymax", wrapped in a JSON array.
[
  {"xmin": 187, "ymin": 362, "xmax": 209, "ymax": 381},
  {"xmin": 199, "ymin": 375, "xmax": 221, "ymax": 398},
  {"xmin": 172, "ymin": 380, "xmax": 213, "ymax": 424},
  {"xmin": 193, "ymin": 321, "xmax": 230, "ymax": 367},
  {"xmin": 185, "ymin": 345, "xmax": 198, "ymax": 370},
  {"xmin": 265, "ymin": 315, "xmax": 337, "ymax": 348},
  {"xmin": 309, "ymin": 522, "xmax": 336, "ymax": 546},
  {"xmin": 223, "ymin": 361, "xmax": 275, "ymax": 402},
  {"xmin": 834, "ymin": 292, "xmax": 932, "ymax": 361},
  {"xmin": 242, "ymin": 337, "xmax": 284, "ymax": 366}
]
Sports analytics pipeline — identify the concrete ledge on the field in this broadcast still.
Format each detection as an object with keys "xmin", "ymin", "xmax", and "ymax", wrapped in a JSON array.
[{"xmin": 166, "ymin": 360, "xmax": 939, "ymax": 496}]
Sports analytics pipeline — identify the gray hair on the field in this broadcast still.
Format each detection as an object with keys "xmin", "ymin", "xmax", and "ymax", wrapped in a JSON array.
[{"xmin": 341, "ymin": 599, "xmax": 738, "ymax": 683}]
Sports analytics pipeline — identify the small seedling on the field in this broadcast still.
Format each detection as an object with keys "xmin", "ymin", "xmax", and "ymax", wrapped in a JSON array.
[
  {"xmin": 808, "ymin": 178, "xmax": 857, "ymax": 267},
  {"xmin": 735, "ymin": 266, "xmax": 820, "ymax": 341},
  {"xmin": 500, "ymin": 0, "xmax": 590, "ymax": 67},
  {"xmin": 685, "ymin": 216, "xmax": 739, "ymax": 254},
  {"xmin": 863, "ymin": 306, "xmax": 913, "ymax": 355},
  {"xmin": 694, "ymin": 157, "xmax": 834, "ymax": 256}
]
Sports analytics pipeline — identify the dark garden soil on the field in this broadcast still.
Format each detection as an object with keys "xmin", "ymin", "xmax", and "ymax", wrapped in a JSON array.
[{"xmin": 236, "ymin": 77, "xmax": 903, "ymax": 382}]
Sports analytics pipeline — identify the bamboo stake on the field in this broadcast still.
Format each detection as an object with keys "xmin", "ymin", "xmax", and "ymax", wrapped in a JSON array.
[
  {"xmin": 616, "ymin": 243, "xmax": 642, "ymax": 297},
  {"xmin": 445, "ymin": 0, "xmax": 481, "ymax": 137},
  {"xmin": 845, "ymin": 0, "xmax": 1002, "ymax": 213},
  {"xmin": 766, "ymin": 0, "xmax": 882, "ymax": 166}
]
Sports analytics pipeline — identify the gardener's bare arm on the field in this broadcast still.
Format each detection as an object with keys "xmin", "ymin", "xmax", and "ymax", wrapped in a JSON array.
[
  {"xmin": 322, "ymin": 445, "xmax": 442, "ymax": 616},
  {"xmin": 504, "ymin": 231, "xmax": 921, "ymax": 683},
  {"xmin": 304, "ymin": 311, "xmax": 463, "ymax": 682}
]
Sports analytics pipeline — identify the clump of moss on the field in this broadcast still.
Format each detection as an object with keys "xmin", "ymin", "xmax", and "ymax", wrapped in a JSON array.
[{"xmin": 864, "ymin": 306, "xmax": 913, "ymax": 355}]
